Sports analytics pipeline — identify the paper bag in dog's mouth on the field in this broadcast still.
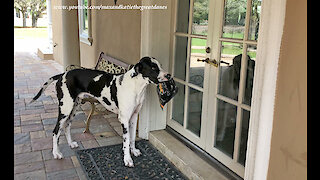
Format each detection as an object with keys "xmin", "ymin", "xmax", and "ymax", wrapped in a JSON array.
[{"xmin": 156, "ymin": 75, "xmax": 178, "ymax": 110}]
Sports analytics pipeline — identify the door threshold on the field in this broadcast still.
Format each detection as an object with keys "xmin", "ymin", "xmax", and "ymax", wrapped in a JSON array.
[{"xmin": 149, "ymin": 128, "xmax": 243, "ymax": 180}]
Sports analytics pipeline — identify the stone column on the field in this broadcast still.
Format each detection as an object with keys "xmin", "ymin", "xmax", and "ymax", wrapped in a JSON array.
[{"xmin": 61, "ymin": 0, "xmax": 81, "ymax": 68}]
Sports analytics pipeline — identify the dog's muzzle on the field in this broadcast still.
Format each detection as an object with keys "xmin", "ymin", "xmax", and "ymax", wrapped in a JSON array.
[{"xmin": 158, "ymin": 73, "xmax": 171, "ymax": 82}]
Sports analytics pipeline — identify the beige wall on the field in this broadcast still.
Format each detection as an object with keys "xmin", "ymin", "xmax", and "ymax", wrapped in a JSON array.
[
  {"xmin": 51, "ymin": 0, "xmax": 141, "ymax": 68},
  {"xmin": 267, "ymin": 0, "xmax": 307, "ymax": 179},
  {"xmin": 80, "ymin": 0, "xmax": 142, "ymax": 68}
]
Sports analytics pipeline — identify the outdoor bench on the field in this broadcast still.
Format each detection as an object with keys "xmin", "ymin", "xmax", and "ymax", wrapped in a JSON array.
[{"xmin": 66, "ymin": 52, "xmax": 134, "ymax": 133}]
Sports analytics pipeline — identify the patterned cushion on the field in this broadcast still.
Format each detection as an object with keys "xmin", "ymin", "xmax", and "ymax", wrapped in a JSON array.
[{"xmin": 96, "ymin": 58, "xmax": 129, "ymax": 74}]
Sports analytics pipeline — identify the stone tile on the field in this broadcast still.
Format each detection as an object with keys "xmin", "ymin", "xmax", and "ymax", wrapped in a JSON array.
[
  {"xmin": 14, "ymin": 161, "xmax": 45, "ymax": 174},
  {"xmin": 14, "ymin": 170, "xmax": 46, "ymax": 180},
  {"xmin": 71, "ymin": 156, "xmax": 80, "ymax": 168},
  {"xmin": 87, "ymin": 124, "xmax": 113, "ymax": 134},
  {"xmin": 109, "ymin": 121, "xmax": 121, "ymax": 127},
  {"xmin": 71, "ymin": 121, "xmax": 85, "ymax": 129},
  {"xmin": 20, "ymin": 114, "xmax": 41, "ymax": 121},
  {"xmin": 14, "ymin": 127, "xmax": 21, "ymax": 134},
  {"xmin": 46, "ymin": 168, "xmax": 79, "ymax": 180},
  {"xmin": 21, "ymin": 124, "xmax": 43, "ymax": 133},
  {"xmin": 42, "ymin": 118, "xmax": 57, "ymax": 125},
  {"xmin": 14, "ymin": 120, "xmax": 21, "ymax": 127},
  {"xmin": 41, "ymin": 112, "xmax": 58, "ymax": 119},
  {"xmin": 113, "ymin": 126, "xmax": 123, "ymax": 136},
  {"xmin": 75, "ymin": 167, "xmax": 87, "ymax": 180},
  {"xmin": 71, "ymin": 128, "xmax": 85, "ymax": 134},
  {"xmin": 44, "ymin": 157, "xmax": 74, "ymax": 173},
  {"xmin": 72, "ymin": 133, "xmax": 95, "ymax": 142},
  {"xmin": 41, "ymin": 143, "xmax": 83, "ymax": 161},
  {"xmin": 44, "ymin": 124, "xmax": 56, "ymax": 131},
  {"xmin": 30, "ymin": 130, "xmax": 46, "ymax": 140},
  {"xmin": 96, "ymin": 136, "xmax": 123, "ymax": 146},
  {"xmin": 14, "ymin": 143, "xmax": 32, "ymax": 154},
  {"xmin": 20, "ymin": 119, "xmax": 42, "ymax": 126},
  {"xmin": 93, "ymin": 131, "xmax": 116, "ymax": 140},
  {"xmin": 31, "ymin": 137, "xmax": 53, "ymax": 151},
  {"xmin": 14, "ymin": 133, "xmax": 30, "ymax": 145},
  {"xmin": 14, "ymin": 151, "xmax": 43, "ymax": 166},
  {"xmin": 19, "ymin": 109, "xmax": 45, "ymax": 116},
  {"xmin": 81, "ymin": 139, "xmax": 99, "ymax": 149}
]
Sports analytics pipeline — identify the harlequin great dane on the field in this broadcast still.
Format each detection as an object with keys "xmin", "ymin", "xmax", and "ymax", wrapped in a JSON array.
[{"xmin": 30, "ymin": 57, "xmax": 169, "ymax": 167}]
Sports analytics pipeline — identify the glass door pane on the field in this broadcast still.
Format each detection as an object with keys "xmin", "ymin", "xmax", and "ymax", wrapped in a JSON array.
[
  {"xmin": 172, "ymin": 82, "xmax": 186, "ymax": 126},
  {"xmin": 189, "ymin": 38, "xmax": 207, "ymax": 88},
  {"xmin": 176, "ymin": 0, "xmax": 191, "ymax": 33},
  {"xmin": 214, "ymin": 99, "xmax": 237, "ymax": 158},
  {"xmin": 218, "ymin": 42, "xmax": 243, "ymax": 101},
  {"xmin": 192, "ymin": 0, "xmax": 209, "ymax": 35},
  {"xmin": 187, "ymin": 87, "xmax": 203, "ymax": 136},
  {"xmin": 222, "ymin": 0, "xmax": 248, "ymax": 39}
]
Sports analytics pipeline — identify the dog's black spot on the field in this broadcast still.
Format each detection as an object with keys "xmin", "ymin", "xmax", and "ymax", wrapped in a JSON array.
[
  {"xmin": 64, "ymin": 69, "xmax": 114, "ymax": 99},
  {"xmin": 119, "ymin": 74, "xmax": 124, "ymax": 85},
  {"xmin": 44, "ymin": 82, "xmax": 48, "ymax": 85},
  {"xmin": 103, "ymin": 97, "xmax": 111, "ymax": 106},
  {"xmin": 121, "ymin": 123, "xmax": 128, "ymax": 134},
  {"xmin": 87, "ymin": 73, "xmax": 114, "ymax": 97},
  {"xmin": 56, "ymin": 78, "xmax": 64, "ymax": 101},
  {"xmin": 110, "ymin": 79, "xmax": 118, "ymax": 107}
]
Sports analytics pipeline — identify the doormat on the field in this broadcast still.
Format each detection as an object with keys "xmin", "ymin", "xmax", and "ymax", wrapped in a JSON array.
[{"xmin": 76, "ymin": 140, "xmax": 187, "ymax": 180}]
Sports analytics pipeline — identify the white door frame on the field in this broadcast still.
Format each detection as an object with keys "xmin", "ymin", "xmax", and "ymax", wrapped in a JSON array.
[
  {"xmin": 165, "ymin": 0, "xmax": 288, "ymax": 179},
  {"xmin": 243, "ymin": 0, "xmax": 287, "ymax": 179},
  {"xmin": 138, "ymin": 0, "xmax": 288, "ymax": 179}
]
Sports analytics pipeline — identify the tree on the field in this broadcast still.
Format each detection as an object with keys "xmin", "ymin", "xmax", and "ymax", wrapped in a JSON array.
[
  {"xmin": 14, "ymin": 0, "xmax": 30, "ymax": 27},
  {"xmin": 193, "ymin": 0, "xmax": 208, "ymax": 24},
  {"xmin": 30, "ymin": 0, "xmax": 46, "ymax": 28}
]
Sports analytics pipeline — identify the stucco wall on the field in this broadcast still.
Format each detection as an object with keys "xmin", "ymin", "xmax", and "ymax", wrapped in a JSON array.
[
  {"xmin": 267, "ymin": 0, "xmax": 307, "ymax": 179},
  {"xmin": 51, "ymin": 0, "xmax": 141, "ymax": 68},
  {"xmin": 80, "ymin": 0, "xmax": 142, "ymax": 68}
]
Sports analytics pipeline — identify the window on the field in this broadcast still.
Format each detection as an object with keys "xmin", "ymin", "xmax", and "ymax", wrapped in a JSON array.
[{"xmin": 78, "ymin": 0, "xmax": 92, "ymax": 45}]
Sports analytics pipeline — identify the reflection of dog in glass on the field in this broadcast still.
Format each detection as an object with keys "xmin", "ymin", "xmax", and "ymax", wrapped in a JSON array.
[{"xmin": 216, "ymin": 54, "xmax": 255, "ymax": 142}]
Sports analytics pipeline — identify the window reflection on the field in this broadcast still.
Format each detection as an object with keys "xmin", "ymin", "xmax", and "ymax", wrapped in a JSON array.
[
  {"xmin": 222, "ymin": 0, "xmax": 247, "ymax": 39},
  {"xmin": 192, "ymin": 0, "xmax": 209, "ymax": 36},
  {"xmin": 189, "ymin": 38, "xmax": 206, "ymax": 88}
]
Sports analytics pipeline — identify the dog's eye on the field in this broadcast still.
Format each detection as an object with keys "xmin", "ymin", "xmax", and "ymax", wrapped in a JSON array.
[{"xmin": 152, "ymin": 67, "xmax": 156, "ymax": 70}]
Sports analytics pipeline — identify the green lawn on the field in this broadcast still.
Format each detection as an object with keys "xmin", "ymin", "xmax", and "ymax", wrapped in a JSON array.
[
  {"xmin": 190, "ymin": 33, "xmax": 256, "ymax": 58},
  {"xmin": 14, "ymin": 27, "xmax": 48, "ymax": 39}
]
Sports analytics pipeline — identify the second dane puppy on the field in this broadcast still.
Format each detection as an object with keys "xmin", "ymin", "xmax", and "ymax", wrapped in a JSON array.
[{"xmin": 30, "ymin": 57, "xmax": 169, "ymax": 167}]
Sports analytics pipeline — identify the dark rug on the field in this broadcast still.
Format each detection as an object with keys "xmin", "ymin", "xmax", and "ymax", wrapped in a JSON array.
[{"xmin": 76, "ymin": 140, "xmax": 188, "ymax": 180}]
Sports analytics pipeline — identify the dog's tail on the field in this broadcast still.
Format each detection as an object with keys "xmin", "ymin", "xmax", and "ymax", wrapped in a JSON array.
[{"xmin": 29, "ymin": 73, "xmax": 64, "ymax": 104}]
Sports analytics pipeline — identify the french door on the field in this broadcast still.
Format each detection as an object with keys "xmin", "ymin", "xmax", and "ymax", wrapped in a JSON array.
[{"xmin": 167, "ymin": 0, "xmax": 261, "ymax": 177}]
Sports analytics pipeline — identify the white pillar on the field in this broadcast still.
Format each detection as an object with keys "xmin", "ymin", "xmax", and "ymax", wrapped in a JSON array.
[
  {"xmin": 61, "ymin": 0, "xmax": 81, "ymax": 68},
  {"xmin": 46, "ymin": 0, "xmax": 53, "ymax": 46}
]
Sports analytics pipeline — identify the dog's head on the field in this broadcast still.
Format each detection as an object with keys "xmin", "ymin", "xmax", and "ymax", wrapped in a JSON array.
[{"xmin": 132, "ymin": 57, "xmax": 170, "ymax": 84}]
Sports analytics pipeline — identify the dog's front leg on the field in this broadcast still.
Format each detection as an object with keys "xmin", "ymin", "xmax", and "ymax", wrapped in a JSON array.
[
  {"xmin": 129, "ymin": 109, "xmax": 142, "ymax": 157},
  {"xmin": 120, "ymin": 117, "xmax": 134, "ymax": 167}
]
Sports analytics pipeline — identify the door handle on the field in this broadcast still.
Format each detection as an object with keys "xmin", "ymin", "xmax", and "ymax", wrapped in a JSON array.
[{"xmin": 197, "ymin": 58, "xmax": 218, "ymax": 67}]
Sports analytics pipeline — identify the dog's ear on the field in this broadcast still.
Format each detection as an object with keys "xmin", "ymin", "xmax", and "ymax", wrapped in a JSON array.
[{"xmin": 131, "ymin": 62, "xmax": 143, "ymax": 78}]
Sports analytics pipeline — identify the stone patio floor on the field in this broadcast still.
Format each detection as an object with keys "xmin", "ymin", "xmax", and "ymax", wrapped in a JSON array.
[{"xmin": 14, "ymin": 51, "xmax": 126, "ymax": 180}]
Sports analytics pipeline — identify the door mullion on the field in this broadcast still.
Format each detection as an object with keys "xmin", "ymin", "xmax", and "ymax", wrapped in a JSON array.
[
  {"xmin": 233, "ymin": 0, "xmax": 252, "ymax": 159},
  {"xmin": 244, "ymin": 0, "xmax": 253, "ymax": 41}
]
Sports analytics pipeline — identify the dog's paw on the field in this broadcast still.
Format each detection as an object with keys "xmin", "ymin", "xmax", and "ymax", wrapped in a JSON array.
[
  {"xmin": 124, "ymin": 155, "xmax": 134, "ymax": 167},
  {"xmin": 53, "ymin": 151, "xmax": 64, "ymax": 159},
  {"xmin": 69, "ymin": 141, "xmax": 79, "ymax": 148},
  {"xmin": 131, "ymin": 148, "xmax": 142, "ymax": 157}
]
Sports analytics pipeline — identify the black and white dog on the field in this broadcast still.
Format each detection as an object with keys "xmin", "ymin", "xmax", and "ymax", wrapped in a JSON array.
[{"xmin": 30, "ymin": 57, "xmax": 169, "ymax": 167}]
